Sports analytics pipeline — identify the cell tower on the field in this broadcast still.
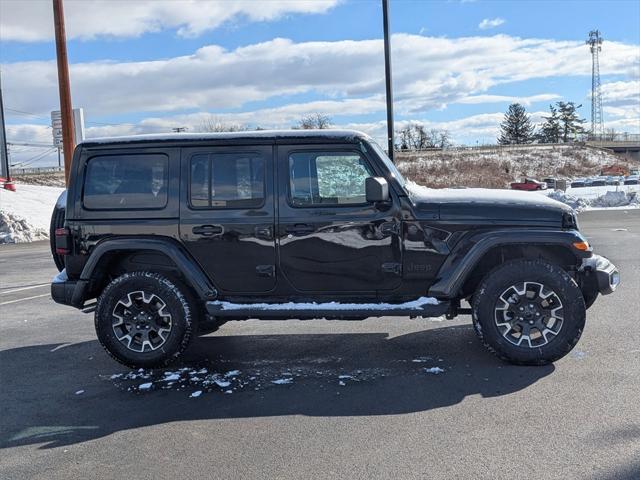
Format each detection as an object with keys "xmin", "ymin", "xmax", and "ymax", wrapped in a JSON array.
[{"xmin": 586, "ymin": 30, "xmax": 604, "ymax": 138}]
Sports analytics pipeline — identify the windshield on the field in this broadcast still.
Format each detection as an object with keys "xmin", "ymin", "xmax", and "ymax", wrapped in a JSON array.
[{"xmin": 367, "ymin": 140, "xmax": 407, "ymax": 189}]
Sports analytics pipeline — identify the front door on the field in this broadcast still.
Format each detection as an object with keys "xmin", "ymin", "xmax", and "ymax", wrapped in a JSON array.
[
  {"xmin": 179, "ymin": 145, "xmax": 276, "ymax": 294},
  {"xmin": 277, "ymin": 144, "xmax": 402, "ymax": 294}
]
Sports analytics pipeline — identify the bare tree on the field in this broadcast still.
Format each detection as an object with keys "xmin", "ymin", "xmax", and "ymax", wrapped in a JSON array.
[
  {"xmin": 296, "ymin": 113, "xmax": 332, "ymax": 129},
  {"xmin": 396, "ymin": 124, "xmax": 451, "ymax": 150},
  {"xmin": 198, "ymin": 115, "xmax": 250, "ymax": 133}
]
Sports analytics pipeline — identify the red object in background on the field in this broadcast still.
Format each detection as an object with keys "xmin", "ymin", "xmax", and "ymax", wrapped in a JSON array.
[
  {"xmin": 1, "ymin": 177, "xmax": 16, "ymax": 191},
  {"xmin": 510, "ymin": 178, "xmax": 547, "ymax": 191}
]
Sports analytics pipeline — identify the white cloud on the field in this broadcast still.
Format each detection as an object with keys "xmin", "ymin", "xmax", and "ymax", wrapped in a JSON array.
[
  {"xmin": 3, "ymin": 33, "xmax": 637, "ymax": 122},
  {"xmin": 0, "ymin": 0, "xmax": 339, "ymax": 42},
  {"xmin": 479, "ymin": 18, "xmax": 505, "ymax": 30},
  {"xmin": 457, "ymin": 93, "xmax": 561, "ymax": 106}
]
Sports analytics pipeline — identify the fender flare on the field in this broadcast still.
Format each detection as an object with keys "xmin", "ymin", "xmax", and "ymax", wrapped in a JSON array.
[
  {"xmin": 427, "ymin": 229, "xmax": 591, "ymax": 299},
  {"xmin": 72, "ymin": 237, "xmax": 217, "ymax": 306}
]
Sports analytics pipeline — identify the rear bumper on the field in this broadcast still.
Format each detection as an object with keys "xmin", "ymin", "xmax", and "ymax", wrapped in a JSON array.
[
  {"xmin": 51, "ymin": 270, "xmax": 88, "ymax": 308},
  {"xmin": 580, "ymin": 254, "xmax": 620, "ymax": 295}
]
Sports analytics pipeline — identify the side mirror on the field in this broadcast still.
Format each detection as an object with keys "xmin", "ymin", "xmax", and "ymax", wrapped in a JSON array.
[{"xmin": 365, "ymin": 177, "xmax": 389, "ymax": 203}]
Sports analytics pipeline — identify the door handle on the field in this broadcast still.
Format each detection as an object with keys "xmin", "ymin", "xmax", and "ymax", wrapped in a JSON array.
[
  {"xmin": 285, "ymin": 224, "xmax": 315, "ymax": 235},
  {"xmin": 192, "ymin": 225, "xmax": 224, "ymax": 236}
]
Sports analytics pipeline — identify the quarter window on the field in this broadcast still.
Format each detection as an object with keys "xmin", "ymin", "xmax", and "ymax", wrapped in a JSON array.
[
  {"xmin": 189, "ymin": 153, "xmax": 264, "ymax": 208},
  {"xmin": 83, "ymin": 154, "xmax": 168, "ymax": 210},
  {"xmin": 289, "ymin": 151, "xmax": 373, "ymax": 207}
]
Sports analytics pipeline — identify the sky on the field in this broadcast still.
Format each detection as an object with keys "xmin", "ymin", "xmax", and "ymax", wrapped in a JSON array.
[{"xmin": 1, "ymin": 0, "xmax": 639, "ymax": 167}]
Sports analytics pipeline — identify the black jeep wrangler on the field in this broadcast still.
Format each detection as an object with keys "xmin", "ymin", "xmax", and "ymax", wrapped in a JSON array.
[{"xmin": 50, "ymin": 130, "xmax": 619, "ymax": 368}]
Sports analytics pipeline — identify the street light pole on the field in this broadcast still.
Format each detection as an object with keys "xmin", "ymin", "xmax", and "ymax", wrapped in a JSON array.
[
  {"xmin": 52, "ymin": 0, "xmax": 75, "ymax": 185},
  {"xmin": 382, "ymin": 0, "xmax": 395, "ymax": 162}
]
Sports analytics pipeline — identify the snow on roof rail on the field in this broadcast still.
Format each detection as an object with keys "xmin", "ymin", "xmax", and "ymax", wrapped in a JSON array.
[{"xmin": 80, "ymin": 129, "xmax": 371, "ymax": 145}]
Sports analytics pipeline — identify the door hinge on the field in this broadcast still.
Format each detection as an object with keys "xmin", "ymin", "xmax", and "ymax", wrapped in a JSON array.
[
  {"xmin": 256, "ymin": 265, "xmax": 275, "ymax": 278},
  {"xmin": 381, "ymin": 262, "xmax": 402, "ymax": 275}
]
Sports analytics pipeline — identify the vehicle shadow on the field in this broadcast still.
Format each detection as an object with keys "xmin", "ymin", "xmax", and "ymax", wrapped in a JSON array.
[{"xmin": 0, "ymin": 324, "xmax": 554, "ymax": 449}]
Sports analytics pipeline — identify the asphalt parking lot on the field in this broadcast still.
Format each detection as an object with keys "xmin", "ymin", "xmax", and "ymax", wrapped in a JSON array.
[{"xmin": 1, "ymin": 210, "xmax": 639, "ymax": 480}]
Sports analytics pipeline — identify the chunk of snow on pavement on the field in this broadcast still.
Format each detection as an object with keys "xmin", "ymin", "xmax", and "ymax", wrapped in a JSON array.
[
  {"xmin": 212, "ymin": 296, "xmax": 439, "ymax": 311},
  {"xmin": 138, "ymin": 382, "xmax": 153, "ymax": 390},
  {"xmin": 271, "ymin": 378, "xmax": 294, "ymax": 385},
  {"xmin": 214, "ymin": 379, "xmax": 231, "ymax": 388},
  {"xmin": 338, "ymin": 381, "xmax": 346, "ymax": 386},
  {"xmin": 424, "ymin": 367, "xmax": 445, "ymax": 374},
  {"xmin": 338, "ymin": 375, "xmax": 352, "ymax": 379},
  {"xmin": 224, "ymin": 390, "xmax": 233, "ymax": 394},
  {"xmin": 190, "ymin": 390, "xmax": 202, "ymax": 398},
  {"xmin": 224, "ymin": 370, "xmax": 241, "ymax": 377},
  {"xmin": 163, "ymin": 374, "xmax": 181, "ymax": 381},
  {"xmin": 75, "ymin": 390, "xmax": 85, "ymax": 395}
]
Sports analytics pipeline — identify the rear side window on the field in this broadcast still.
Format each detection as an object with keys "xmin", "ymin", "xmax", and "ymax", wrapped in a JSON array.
[
  {"xmin": 189, "ymin": 152, "xmax": 264, "ymax": 209},
  {"xmin": 83, "ymin": 154, "xmax": 168, "ymax": 210}
]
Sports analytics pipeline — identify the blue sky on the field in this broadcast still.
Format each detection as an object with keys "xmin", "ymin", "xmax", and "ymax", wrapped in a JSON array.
[{"xmin": 1, "ymin": 0, "xmax": 638, "ymax": 166}]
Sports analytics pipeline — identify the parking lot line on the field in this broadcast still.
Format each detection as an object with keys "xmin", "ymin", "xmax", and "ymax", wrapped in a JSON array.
[
  {"xmin": 0, "ymin": 283, "xmax": 50, "ymax": 295},
  {"xmin": 0, "ymin": 293, "xmax": 51, "ymax": 306}
]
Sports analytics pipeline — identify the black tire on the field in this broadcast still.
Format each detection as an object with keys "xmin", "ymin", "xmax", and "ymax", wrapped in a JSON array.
[
  {"xmin": 49, "ymin": 204, "xmax": 65, "ymax": 272},
  {"xmin": 472, "ymin": 259, "xmax": 586, "ymax": 365},
  {"xmin": 95, "ymin": 271, "xmax": 195, "ymax": 368}
]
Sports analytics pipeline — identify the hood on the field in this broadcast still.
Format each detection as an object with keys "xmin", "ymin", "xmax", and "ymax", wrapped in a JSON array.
[{"xmin": 405, "ymin": 183, "xmax": 574, "ymax": 226}]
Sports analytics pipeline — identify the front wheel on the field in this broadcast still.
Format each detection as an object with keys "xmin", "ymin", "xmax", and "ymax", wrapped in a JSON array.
[
  {"xmin": 95, "ymin": 272, "xmax": 195, "ymax": 368},
  {"xmin": 472, "ymin": 259, "xmax": 586, "ymax": 365}
]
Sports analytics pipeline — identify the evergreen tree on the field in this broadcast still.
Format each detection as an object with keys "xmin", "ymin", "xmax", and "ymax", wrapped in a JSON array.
[
  {"xmin": 498, "ymin": 103, "xmax": 535, "ymax": 145},
  {"xmin": 557, "ymin": 101, "xmax": 586, "ymax": 142},
  {"xmin": 537, "ymin": 104, "xmax": 561, "ymax": 143}
]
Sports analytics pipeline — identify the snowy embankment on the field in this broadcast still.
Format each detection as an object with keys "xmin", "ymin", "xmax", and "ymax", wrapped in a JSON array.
[
  {"xmin": 0, "ymin": 184, "xmax": 64, "ymax": 243},
  {"xmin": 544, "ymin": 184, "xmax": 640, "ymax": 211}
]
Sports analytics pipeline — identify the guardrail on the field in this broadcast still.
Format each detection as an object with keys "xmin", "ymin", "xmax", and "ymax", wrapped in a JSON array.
[{"xmin": 10, "ymin": 166, "xmax": 64, "ymax": 175}]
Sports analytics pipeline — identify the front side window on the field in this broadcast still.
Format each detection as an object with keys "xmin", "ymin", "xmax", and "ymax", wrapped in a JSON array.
[
  {"xmin": 289, "ymin": 151, "xmax": 373, "ymax": 207},
  {"xmin": 189, "ymin": 153, "xmax": 264, "ymax": 208},
  {"xmin": 83, "ymin": 154, "xmax": 168, "ymax": 210}
]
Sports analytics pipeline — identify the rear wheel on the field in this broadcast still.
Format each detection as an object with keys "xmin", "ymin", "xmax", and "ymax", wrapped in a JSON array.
[
  {"xmin": 95, "ymin": 271, "xmax": 195, "ymax": 368},
  {"xmin": 472, "ymin": 259, "xmax": 586, "ymax": 365}
]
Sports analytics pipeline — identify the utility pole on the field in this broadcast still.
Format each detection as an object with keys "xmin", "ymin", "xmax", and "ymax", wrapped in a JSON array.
[
  {"xmin": 0, "ymin": 77, "xmax": 10, "ymax": 180},
  {"xmin": 382, "ymin": 0, "xmax": 395, "ymax": 162},
  {"xmin": 53, "ymin": 0, "xmax": 75, "ymax": 185}
]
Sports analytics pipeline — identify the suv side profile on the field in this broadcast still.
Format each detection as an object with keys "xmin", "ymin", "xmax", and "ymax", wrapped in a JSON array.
[{"xmin": 51, "ymin": 130, "xmax": 619, "ymax": 368}]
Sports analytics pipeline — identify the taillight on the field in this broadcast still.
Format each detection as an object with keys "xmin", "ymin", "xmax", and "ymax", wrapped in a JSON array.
[{"xmin": 55, "ymin": 227, "xmax": 71, "ymax": 255}]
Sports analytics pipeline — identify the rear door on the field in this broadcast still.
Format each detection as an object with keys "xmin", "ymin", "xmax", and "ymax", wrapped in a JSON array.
[{"xmin": 179, "ymin": 145, "xmax": 276, "ymax": 293}]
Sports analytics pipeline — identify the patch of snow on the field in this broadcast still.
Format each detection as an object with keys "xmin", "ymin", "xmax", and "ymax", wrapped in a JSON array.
[
  {"xmin": 0, "ymin": 184, "xmax": 65, "ymax": 243},
  {"xmin": 338, "ymin": 381, "xmax": 346, "ymax": 386},
  {"xmin": 138, "ymin": 382, "xmax": 153, "ymax": 390},
  {"xmin": 424, "ymin": 367, "xmax": 445, "ymax": 374},
  {"xmin": 162, "ymin": 373, "xmax": 181, "ymax": 382},
  {"xmin": 212, "ymin": 296, "xmax": 439, "ymax": 311},
  {"xmin": 224, "ymin": 390, "xmax": 233, "ymax": 394},
  {"xmin": 75, "ymin": 390, "xmax": 85, "ymax": 395},
  {"xmin": 190, "ymin": 390, "xmax": 202, "ymax": 398},
  {"xmin": 214, "ymin": 379, "xmax": 231, "ymax": 388},
  {"xmin": 225, "ymin": 370, "xmax": 241, "ymax": 377},
  {"xmin": 271, "ymin": 378, "xmax": 294, "ymax": 385}
]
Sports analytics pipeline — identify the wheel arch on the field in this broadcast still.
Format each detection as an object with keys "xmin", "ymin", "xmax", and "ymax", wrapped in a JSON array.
[
  {"xmin": 75, "ymin": 237, "xmax": 217, "ymax": 306},
  {"xmin": 428, "ymin": 229, "xmax": 590, "ymax": 300}
]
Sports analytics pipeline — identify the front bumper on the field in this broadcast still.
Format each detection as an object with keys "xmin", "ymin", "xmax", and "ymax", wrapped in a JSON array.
[{"xmin": 580, "ymin": 254, "xmax": 620, "ymax": 295}]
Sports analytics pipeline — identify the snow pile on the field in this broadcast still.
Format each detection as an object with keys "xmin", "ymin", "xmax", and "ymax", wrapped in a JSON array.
[
  {"xmin": 545, "ymin": 191, "xmax": 590, "ymax": 211},
  {"xmin": 545, "ymin": 189, "xmax": 639, "ymax": 211},
  {"xmin": 0, "ymin": 210, "xmax": 48, "ymax": 243},
  {"xmin": 0, "ymin": 184, "xmax": 64, "ymax": 243}
]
